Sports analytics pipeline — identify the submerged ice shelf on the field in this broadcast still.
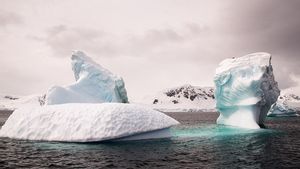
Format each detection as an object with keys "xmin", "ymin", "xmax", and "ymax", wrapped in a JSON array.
[
  {"xmin": 0, "ymin": 103, "xmax": 179, "ymax": 142},
  {"xmin": 214, "ymin": 52, "xmax": 280, "ymax": 129}
]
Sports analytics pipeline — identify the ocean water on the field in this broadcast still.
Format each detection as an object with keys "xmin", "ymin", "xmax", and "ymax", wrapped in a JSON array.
[{"xmin": 0, "ymin": 111, "xmax": 299, "ymax": 168}]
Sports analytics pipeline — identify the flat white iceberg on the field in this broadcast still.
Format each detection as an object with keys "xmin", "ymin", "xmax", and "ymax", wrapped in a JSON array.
[
  {"xmin": 0, "ymin": 103, "xmax": 179, "ymax": 142},
  {"xmin": 46, "ymin": 51, "xmax": 128, "ymax": 105},
  {"xmin": 214, "ymin": 52, "xmax": 280, "ymax": 129}
]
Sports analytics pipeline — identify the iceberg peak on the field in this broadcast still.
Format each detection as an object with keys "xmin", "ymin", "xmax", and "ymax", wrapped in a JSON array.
[
  {"xmin": 45, "ymin": 51, "xmax": 129, "ymax": 105},
  {"xmin": 216, "ymin": 52, "xmax": 271, "ymax": 75}
]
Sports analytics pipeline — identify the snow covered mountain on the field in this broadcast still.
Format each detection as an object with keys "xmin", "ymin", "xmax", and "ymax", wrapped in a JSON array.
[
  {"xmin": 1, "ymin": 84, "xmax": 216, "ymax": 113},
  {"xmin": 0, "ymin": 94, "xmax": 44, "ymax": 111},
  {"xmin": 141, "ymin": 84, "xmax": 216, "ymax": 112}
]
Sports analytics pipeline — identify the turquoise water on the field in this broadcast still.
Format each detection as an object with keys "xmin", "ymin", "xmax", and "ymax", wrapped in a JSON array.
[{"xmin": 172, "ymin": 124, "xmax": 276, "ymax": 138}]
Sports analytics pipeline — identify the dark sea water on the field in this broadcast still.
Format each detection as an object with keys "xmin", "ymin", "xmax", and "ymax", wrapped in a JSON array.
[{"xmin": 0, "ymin": 110, "xmax": 300, "ymax": 169}]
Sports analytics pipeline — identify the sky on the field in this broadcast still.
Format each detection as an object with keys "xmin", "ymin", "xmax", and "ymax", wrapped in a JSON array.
[{"xmin": 0, "ymin": 0, "xmax": 300, "ymax": 101}]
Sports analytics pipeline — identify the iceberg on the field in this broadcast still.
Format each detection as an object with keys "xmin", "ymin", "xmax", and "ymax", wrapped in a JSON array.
[
  {"xmin": 268, "ymin": 94, "xmax": 300, "ymax": 117},
  {"xmin": 46, "ymin": 51, "xmax": 128, "ymax": 105},
  {"xmin": 0, "ymin": 103, "xmax": 179, "ymax": 142},
  {"xmin": 214, "ymin": 52, "xmax": 280, "ymax": 129},
  {"xmin": 0, "ymin": 51, "xmax": 180, "ymax": 142}
]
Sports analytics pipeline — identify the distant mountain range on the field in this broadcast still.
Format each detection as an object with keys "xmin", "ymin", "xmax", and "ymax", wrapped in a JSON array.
[
  {"xmin": 1, "ymin": 85, "xmax": 300, "ymax": 115},
  {"xmin": 141, "ymin": 84, "xmax": 216, "ymax": 112}
]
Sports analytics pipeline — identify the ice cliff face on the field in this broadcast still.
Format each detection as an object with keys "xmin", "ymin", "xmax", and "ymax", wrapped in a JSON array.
[
  {"xmin": 46, "ymin": 51, "xmax": 128, "ymax": 105},
  {"xmin": 214, "ymin": 52, "xmax": 280, "ymax": 129},
  {"xmin": 268, "ymin": 94, "xmax": 300, "ymax": 117}
]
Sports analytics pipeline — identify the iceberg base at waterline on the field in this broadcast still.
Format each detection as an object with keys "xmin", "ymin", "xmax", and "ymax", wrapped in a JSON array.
[
  {"xmin": 217, "ymin": 106, "xmax": 265, "ymax": 129},
  {"xmin": 0, "ymin": 103, "xmax": 179, "ymax": 142}
]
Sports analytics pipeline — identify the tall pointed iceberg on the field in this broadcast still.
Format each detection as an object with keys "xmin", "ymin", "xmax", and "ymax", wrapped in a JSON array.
[
  {"xmin": 214, "ymin": 52, "xmax": 280, "ymax": 129},
  {"xmin": 46, "ymin": 51, "xmax": 128, "ymax": 105}
]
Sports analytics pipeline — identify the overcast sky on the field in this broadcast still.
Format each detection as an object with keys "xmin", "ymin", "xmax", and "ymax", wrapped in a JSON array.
[{"xmin": 1, "ymin": 0, "xmax": 300, "ymax": 101}]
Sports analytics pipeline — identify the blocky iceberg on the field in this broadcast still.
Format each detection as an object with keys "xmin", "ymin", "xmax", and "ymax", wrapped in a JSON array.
[
  {"xmin": 0, "ymin": 103, "xmax": 179, "ymax": 142},
  {"xmin": 46, "ymin": 51, "xmax": 128, "ymax": 105},
  {"xmin": 214, "ymin": 52, "xmax": 280, "ymax": 129}
]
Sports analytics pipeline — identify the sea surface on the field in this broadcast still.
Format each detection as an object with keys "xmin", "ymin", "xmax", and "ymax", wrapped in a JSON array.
[{"xmin": 0, "ymin": 110, "xmax": 299, "ymax": 169}]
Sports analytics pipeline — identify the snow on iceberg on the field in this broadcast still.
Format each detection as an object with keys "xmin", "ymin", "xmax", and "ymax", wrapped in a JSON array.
[
  {"xmin": 214, "ymin": 52, "xmax": 280, "ymax": 129},
  {"xmin": 0, "ymin": 103, "xmax": 179, "ymax": 142},
  {"xmin": 45, "ymin": 51, "xmax": 128, "ymax": 105}
]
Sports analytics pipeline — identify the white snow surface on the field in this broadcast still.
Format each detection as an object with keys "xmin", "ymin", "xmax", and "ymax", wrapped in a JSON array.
[
  {"xmin": 46, "ymin": 51, "xmax": 128, "ymax": 105},
  {"xmin": 214, "ymin": 52, "xmax": 280, "ymax": 129},
  {"xmin": 0, "ymin": 95, "xmax": 43, "ymax": 111},
  {"xmin": 141, "ymin": 85, "xmax": 216, "ymax": 112},
  {"xmin": 0, "ymin": 103, "xmax": 179, "ymax": 142}
]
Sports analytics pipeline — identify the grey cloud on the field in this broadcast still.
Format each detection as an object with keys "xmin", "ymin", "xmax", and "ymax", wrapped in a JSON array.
[
  {"xmin": 0, "ymin": 10, "xmax": 23, "ymax": 27},
  {"xmin": 29, "ymin": 1, "xmax": 300, "ymax": 91},
  {"xmin": 42, "ymin": 25, "xmax": 114, "ymax": 57},
  {"xmin": 40, "ymin": 23, "xmax": 208, "ymax": 59},
  {"xmin": 213, "ymin": 0, "xmax": 300, "ymax": 89},
  {"xmin": 2, "ymin": 0, "xmax": 300, "ymax": 99},
  {"xmin": 143, "ymin": 29, "xmax": 184, "ymax": 43},
  {"xmin": 221, "ymin": 0, "xmax": 300, "ymax": 56}
]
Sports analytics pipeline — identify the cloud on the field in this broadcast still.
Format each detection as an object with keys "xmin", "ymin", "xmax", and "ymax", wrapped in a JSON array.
[
  {"xmin": 0, "ymin": 10, "xmax": 23, "ymax": 27},
  {"xmin": 2, "ymin": 0, "xmax": 300, "ymax": 99},
  {"xmin": 38, "ymin": 23, "xmax": 208, "ymax": 59},
  {"xmin": 212, "ymin": 0, "xmax": 300, "ymax": 89},
  {"xmin": 42, "ymin": 25, "xmax": 110, "ymax": 57},
  {"xmin": 38, "ymin": 18, "xmax": 300, "ymax": 90}
]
